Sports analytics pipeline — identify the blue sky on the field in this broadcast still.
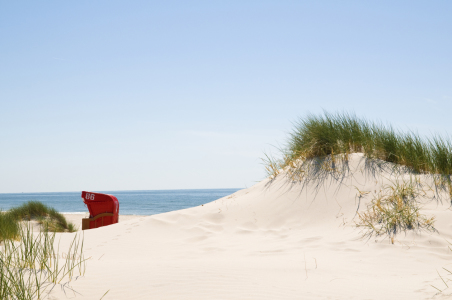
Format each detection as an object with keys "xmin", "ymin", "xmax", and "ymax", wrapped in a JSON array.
[{"xmin": 1, "ymin": 1, "xmax": 451, "ymax": 193}]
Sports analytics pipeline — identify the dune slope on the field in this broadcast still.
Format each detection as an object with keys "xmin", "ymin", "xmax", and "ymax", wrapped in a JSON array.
[{"xmin": 49, "ymin": 154, "xmax": 452, "ymax": 300}]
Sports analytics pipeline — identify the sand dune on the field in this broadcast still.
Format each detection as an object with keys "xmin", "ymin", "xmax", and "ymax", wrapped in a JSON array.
[{"xmin": 49, "ymin": 154, "xmax": 452, "ymax": 299}]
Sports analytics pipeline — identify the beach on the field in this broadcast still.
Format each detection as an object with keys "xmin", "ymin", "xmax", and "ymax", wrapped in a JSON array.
[
  {"xmin": 62, "ymin": 213, "xmax": 144, "ymax": 231},
  {"xmin": 3, "ymin": 1, "xmax": 450, "ymax": 299},
  {"xmin": 46, "ymin": 154, "xmax": 452, "ymax": 299}
]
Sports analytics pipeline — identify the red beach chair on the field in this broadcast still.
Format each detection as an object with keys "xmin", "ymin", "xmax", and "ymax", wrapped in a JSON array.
[{"xmin": 81, "ymin": 191, "xmax": 119, "ymax": 230}]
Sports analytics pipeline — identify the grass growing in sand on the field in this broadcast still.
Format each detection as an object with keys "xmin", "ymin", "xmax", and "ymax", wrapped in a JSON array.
[
  {"xmin": 0, "ymin": 225, "xmax": 87, "ymax": 299},
  {"xmin": 8, "ymin": 201, "xmax": 77, "ymax": 233},
  {"xmin": 356, "ymin": 178, "xmax": 436, "ymax": 242},
  {"xmin": 0, "ymin": 202, "xmax": 88, "ymax": 299},
  {"xmin": 0, "ymin": 203, "xmax": 109, "ymax": 300},
  {"xmin": 264, "ymin": 111, "xmax": 452, "ymax": 178},
  {"xmin": 0, "ymin": 212, "xmax": 20, "ymax": 241},
  {"xmin": 264, "ymin": 111, "xmax": 451, "ymax": 239}
]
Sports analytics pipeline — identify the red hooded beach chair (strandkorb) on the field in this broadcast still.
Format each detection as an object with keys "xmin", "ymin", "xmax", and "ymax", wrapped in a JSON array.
[{"xmin": 81, "ymin": 191, "xmax": 119, "ymax": 230}]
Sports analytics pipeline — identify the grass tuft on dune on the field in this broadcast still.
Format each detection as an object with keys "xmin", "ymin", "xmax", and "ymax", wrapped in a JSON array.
[
  {"xmin": 7, "ymin": 201, "xmax": 77, "ymax": 233},
  {"xmin": 0, "ymin": 211, "xmax": 20, "ymax": 241},
  {"xmin": 264, "ymin": 111, "xmax": 450, "ymax": 239},
  {"xmin": 265, "ymin": 111, "xmax": 452, "ymax": 178},
  {"xmin": 0, "ymin": 225, "xmax": 87, "ymax": 299},
  {"xmin": 0, "ymin": 202, "xmax": 87, "ymax": 299}
]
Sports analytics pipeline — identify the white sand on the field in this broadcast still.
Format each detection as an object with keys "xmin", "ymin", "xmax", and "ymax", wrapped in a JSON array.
[
  {"xmin": 47, "ymin": 154, "xmax": 452, "ymax": 299},
  {"xmin": 62, "ymin": 213, "xmax": 143, "ymax": 231}
]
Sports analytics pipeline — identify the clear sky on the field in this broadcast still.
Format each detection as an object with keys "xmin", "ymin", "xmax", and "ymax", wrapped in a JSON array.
[{"xmin": 1, "ymin": 1, "xmax": 451, "ymax": 193}]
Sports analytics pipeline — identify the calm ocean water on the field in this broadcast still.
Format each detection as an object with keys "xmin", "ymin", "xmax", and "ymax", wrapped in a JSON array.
[{"xmin": 0, "ymin": 189, "xmax": 241, "ymax": 215}]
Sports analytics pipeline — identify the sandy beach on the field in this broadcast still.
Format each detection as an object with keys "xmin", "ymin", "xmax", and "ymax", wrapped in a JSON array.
[
  {"xmin": 62, "ymin": 214, "xmax": 143, "ymax": 232},
  {"xmin": 47, "ymin": 154, "xmax": 452, "ymax": 299},
  {"xmin": 3, "ymin": 1, "xmax": 450, "ymax": 299}
]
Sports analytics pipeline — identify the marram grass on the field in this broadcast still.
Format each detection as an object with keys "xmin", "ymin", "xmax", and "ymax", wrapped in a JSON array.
[
  {"xmin": 0, "ymin": 225, "xmax": 87, "ymax": 300},
  {"xmin": 264, "ymin": 111, "xmax": 451, "ymax": 239},
  {"xmin": 8, "ymin": 201, "xmax": 77, "ymax": 233},
  {"xmin": 0, "ymin": 203, "xmax": 88, "ymax": 299},
  {"xmin": 265, "ymin": 111, "xmax": 452, "ymax": 178},
  {"xmin": 0, "ymin": 211, "xmax": 20, "ymax": 241}
]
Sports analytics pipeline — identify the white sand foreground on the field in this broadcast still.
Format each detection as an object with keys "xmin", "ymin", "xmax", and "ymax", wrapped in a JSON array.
[{"xmin": 48, "ymin": 154, "xmax": 452, "ymax": 299}]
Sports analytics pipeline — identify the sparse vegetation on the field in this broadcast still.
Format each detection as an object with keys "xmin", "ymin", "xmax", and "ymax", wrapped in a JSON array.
[
  {"xmin": 264, "ymin": 111, "xmax": 451, "ymax": 239},
  {"xmin": 0, "ymin": 225, "xmax": 87, "ymax": 300},
  {"xmin": 0, "ymin": 202, "xmax": 86, "ymax": 299},
  {"xmin": 356, "ymin": 178, "xmax": 436, "ymax": 242}
]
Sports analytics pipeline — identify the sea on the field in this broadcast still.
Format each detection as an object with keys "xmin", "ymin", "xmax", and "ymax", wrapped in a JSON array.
[{"xmin": 0, "ymin": 189, "xmax": 241, "ymax": 215}]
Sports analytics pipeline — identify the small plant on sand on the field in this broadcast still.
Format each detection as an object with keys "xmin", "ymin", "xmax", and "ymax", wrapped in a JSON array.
[
  {"xmin": 8, "ymin": 201, "xmax": 77, "ymax": 232},
  {"xmin": 356, "ymin": 179, "xmax": 435, "ymax": 242}
]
